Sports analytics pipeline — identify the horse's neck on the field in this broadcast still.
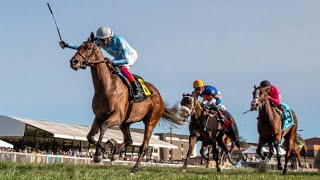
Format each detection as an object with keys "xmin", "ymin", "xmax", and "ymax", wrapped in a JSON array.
[
  {"xmin": 90, "ymin": 53, "xmax": 114, "ymax": 93},
  {"xmin": 260, "ymin": 99, "xmax": 277, "ymax": 122},
  {"xmin": 193, "ymin": 103, "xmax": 203, "ymax": 119}
]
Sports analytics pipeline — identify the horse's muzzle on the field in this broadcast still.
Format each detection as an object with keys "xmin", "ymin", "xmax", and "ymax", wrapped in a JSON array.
[{"xmin": 70, "ymin": 58, "xmax": 81, "ymax": 70}]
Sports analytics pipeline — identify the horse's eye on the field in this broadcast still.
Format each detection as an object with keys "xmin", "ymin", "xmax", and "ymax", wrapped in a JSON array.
[{"xmin": 87, "ymin": 48, "xmax": 91, "ymax": 51}]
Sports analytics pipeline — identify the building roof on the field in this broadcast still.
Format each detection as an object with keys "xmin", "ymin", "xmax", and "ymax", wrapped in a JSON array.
[
  {"xmin": 305, "ymin": 137, "xmax": 320, "ymax": 146},
  {"xmin": 0, "ymin": 115, "xmax": 177, "ymax": 149},
  {"xmin": 0, "ymin": 139, "xmax": 13, "ymax": 148}
]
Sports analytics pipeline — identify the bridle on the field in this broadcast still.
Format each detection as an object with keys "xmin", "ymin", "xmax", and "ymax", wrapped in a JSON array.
[
  {"xmin": 75, "ymin": 42, "xmax": 107, "ymax": 66},
  {"xmin": 180, "ymin": 95, "xmax": 203, "ymax": 118},
  {"xmin": 252, "ymin": 87, "xmax": 269, "ymax": 111}
]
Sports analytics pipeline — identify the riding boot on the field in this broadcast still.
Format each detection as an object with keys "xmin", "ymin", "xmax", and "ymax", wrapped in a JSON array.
[
  {"xmin": 130, "ymin": 80, "xmax": 143, "ymax": 98},
  {"xmin": 212, "ymin": 106, "xmax": 224, "ymax": 123},
  {"xmin": 216, "ymin": 111, "xmax": 225, "ymax": 124}
]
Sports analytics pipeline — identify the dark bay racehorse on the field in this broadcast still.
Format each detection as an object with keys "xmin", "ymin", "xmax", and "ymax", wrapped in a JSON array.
[
  {"xmin": 251, "ymin": 85, "xmax": 298, "ymax": 175},
  {"xmin": 69, "ymin": 33, "xmax": 184, "ymax": 174},
  {"xmin": 179, "ymin": 94, "xmax": 246, "ymax": 171}
]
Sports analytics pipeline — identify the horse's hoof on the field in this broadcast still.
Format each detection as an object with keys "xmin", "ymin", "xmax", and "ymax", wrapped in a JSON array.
[
  {"xmin": 130, "ymin": 172, "xmax": 135, "ymax": 177},
  {"xmin": 217, "ymin": 167, "xmax": 221, "ymax": 173},
  {"xmin": 93, "ymin": 155, "xmax": 103, "ymax": 163},
  {"xmin": 282, "ymin": 170, "xmax": 287, "ymax": 175},
  {"xmin": 278, "ymin": 165, "xmax": 283, "ymax": 170},
  {"xmin": 182, "ymin": 169, "xmax": 186, "ymax": 173}
]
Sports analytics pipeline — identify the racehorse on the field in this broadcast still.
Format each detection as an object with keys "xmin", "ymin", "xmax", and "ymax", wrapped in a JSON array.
[
  {"xmin": 179, "ymin": 93, "xmax": 246, "ymax": 171},
  {"xmin": 69, "ymin": 32, "xmax": 184, "ymax": 174},
  {"xmin": 251, "ymin": 85, "xmax": 298, "ymax": 175},
  {"xmin": 200, "ymin": 135, "xmax": 240, "ymax": 166}
]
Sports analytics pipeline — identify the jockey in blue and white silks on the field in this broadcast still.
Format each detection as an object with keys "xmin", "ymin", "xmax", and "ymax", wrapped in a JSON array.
[
  {"xmin": 59, "ymin": 26, "xmax": 142, "ymax": 98},
  {"xmin": 192, "ymin": 80, "xmax": 225, "ymax": 121}
]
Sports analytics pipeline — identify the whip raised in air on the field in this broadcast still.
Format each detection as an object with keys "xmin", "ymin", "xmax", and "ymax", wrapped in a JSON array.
[
  {"xmin": 47, "ymin": 3, "xmax": 63, "ymax": 41},
  {"xmin": 243, "ymin": 109, "xmax": 252, "ymax": 114}
]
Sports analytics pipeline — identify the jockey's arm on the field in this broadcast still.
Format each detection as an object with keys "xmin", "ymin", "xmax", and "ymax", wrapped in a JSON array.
[
  {"xmin": 65, "ymin": 43, "xmax": 79, "ymax": 50},
  {"xmin": 268, "ymin": 96, "xmax": 280, "ymax": 106}
]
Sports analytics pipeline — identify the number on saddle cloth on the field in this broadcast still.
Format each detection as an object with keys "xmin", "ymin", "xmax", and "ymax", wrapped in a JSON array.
[
  {"xmin": 281, "ymin": 103, "xmax": 295, "ymax": 131},
  {"xmin": 137, "ymin": 78, "xmax": 151, "ymax": 96}
]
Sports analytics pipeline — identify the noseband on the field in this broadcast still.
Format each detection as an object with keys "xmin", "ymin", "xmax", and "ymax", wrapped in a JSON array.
[{"xmin": 180, "ymin": 96, "xmax": 196, "ymax": 116}]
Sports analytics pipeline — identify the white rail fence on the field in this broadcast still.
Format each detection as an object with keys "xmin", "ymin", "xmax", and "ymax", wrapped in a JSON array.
[{"xmin": 0, "ymin": 152, "xmax": 185, "ymax": 168}]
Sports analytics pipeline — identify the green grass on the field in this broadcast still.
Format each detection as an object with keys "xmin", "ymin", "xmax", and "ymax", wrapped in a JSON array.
[{"xmin": 0, "ymin": 162, "xmax": 319, "ymax": 180}]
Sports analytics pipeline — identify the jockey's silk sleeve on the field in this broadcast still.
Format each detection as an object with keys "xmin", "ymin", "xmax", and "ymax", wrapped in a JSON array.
[{"xmin": 66, "ymin": 43, "xmax": 79, "ymax": 50}]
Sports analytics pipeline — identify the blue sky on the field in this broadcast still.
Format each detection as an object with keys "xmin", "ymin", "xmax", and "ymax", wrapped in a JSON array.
[{"xmin": 0, "ymin": 1, "xmax": 319, "ymax": 144}]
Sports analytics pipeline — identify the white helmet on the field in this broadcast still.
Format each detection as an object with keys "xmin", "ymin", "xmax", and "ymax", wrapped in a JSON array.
[{"xmin": 96, "ymin": 26, "xmax": 113, "ymax": 39}]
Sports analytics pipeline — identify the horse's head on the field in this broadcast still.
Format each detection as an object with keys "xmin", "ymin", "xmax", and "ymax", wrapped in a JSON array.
[
  {"xmin": 251, "ymin": 85, "xmax": 270, "ymax": 111},
  {"xmin": 179, "ymin": 93, "xmax": 203, "ymax": 121},
  {"xmin": 70, "ymin": 32, "xmax": 103, "ymax": 70}
]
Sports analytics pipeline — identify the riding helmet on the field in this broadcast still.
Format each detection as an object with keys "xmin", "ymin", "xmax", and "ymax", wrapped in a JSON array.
[
  {"xmin": 96, "ymin": 26, "xmax": 113, "ymax": 39},
  {"xmin": 260, "ymin": 80, "xmax": 271, "ymax": 87},
  {"xmin": 193, "ymin": 80, "xmax": 205, "ymax": 88}
]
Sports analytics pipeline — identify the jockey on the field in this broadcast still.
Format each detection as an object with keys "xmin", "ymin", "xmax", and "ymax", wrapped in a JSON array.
[
  {"xmin": 59, "ymin": 26, "xmax": 143, "ymax": 98},
  {"xmin": 260, "ymin": 80, "xmax": 284, "ymax": 112},
  {"xmin": 192, "ymin": 80, "xmax": 225, "ymax": 123}
]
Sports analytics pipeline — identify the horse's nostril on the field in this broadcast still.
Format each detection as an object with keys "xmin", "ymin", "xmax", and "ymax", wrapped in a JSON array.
[
  {"xmin": 73, "ymin": 59, "xmax": 79, "ymax": 64},
  {"xmin": 255, "ymin": 103, "xmax": 259, "ymax": 107}
]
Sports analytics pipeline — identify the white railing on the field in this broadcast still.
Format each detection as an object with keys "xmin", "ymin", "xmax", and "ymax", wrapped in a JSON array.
[
  {"xmin": 0, "ymin": 152, "xmax": 108, "ymax": 165},
  {"xmin": 0, "ymin": 152, "xmax": 190, "ymax": 167}
]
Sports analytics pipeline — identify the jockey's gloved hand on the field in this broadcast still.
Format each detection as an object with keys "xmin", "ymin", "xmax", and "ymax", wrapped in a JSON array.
[{"xmin": 59, "ymin": 41, "xmax": 67, "ymax": 49}]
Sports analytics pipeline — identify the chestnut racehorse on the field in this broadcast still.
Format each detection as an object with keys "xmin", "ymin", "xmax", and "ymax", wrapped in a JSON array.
[
  {"xmin": 69, "ymin": 33, "xmax": 184, "ymax": 174},
  {"xmin": 251, "ymin": 85, "xmax": 298, "ymax": 175}
]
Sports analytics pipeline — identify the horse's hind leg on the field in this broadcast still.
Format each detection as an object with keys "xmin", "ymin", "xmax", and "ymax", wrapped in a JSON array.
[
  {"xmin": 130, "ymin": 117, "xmax": 157, "ymax": 175},
  {"xmin": 117, "ymin": 123, "xmax": 133, "ymax": 153},
  {"xmin": 229, "ymin": 124, "xmax": 247, "ymax": 162}
]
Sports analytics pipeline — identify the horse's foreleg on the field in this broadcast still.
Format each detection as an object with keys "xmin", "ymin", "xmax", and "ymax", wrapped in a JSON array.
[
  {"xmin": 267, "ymin": 142, "xmax": 274, "ymax": 160},
  {"xmin": 256, "ymin": 137, "xmax": 265, "ymax": 160},
  {"xmin": 182, "ymin": 135, "xmax": 197, "ymax": 172},
  {"xmin": 269, "ymin": 139, "xmax": 283, "ymax": 170},
  {"xmin": 93, "ymin": 122, "xmax": 108, "ymax": 163},
  {"xmin": 86, "ymin": 118, "xmax": 100, "ymax": 146}
]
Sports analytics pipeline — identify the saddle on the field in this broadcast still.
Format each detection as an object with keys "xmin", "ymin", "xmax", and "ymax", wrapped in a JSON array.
[
  {"xmin": 202, "ymin": 108, "xmax": 233, "ymax": 132},
  {"xmin": 111, "ymin": 66, "xmax": 152, "ymax": 103}
]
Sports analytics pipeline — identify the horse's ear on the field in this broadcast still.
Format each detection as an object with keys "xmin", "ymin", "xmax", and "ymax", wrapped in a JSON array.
[
  {"xmin": 182, "ymin": 93, "xmax": 186, "ymax": 97},
  {"xmin": 90, "ymin": 32, "xmax": 95, "ymax": 42},
  {"xmin": 254, "ymin": 85, "xmax": 257, "ymax": 89}
]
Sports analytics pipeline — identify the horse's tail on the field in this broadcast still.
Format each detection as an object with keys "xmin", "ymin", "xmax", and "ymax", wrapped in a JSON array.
[
  {"xmin": 162, "ymin": 103, "xmax": 185, "ymax": 127},
  {"xmin": 223, "ymin": 110, "xmax": 240, "ymax": 142}
]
